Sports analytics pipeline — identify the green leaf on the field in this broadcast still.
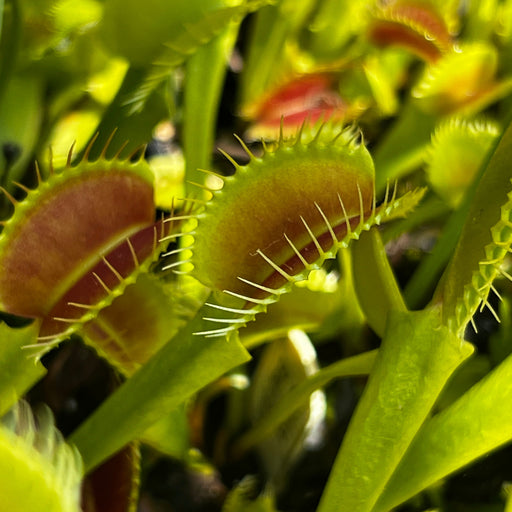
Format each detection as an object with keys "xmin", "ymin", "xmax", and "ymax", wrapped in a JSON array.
[
  {"xmin": 351, "ymin": 228, "xmax": 407, "ymax": 337},
  {"xmin": 70, "ymin": 301, "xmax": 250, "ymax": 473},
  {"xmin": 140, "ymin": 404, "xmax": 189, "ymax": 459},
  {"xmin": 373, "ymin": 101, "xmax": 436, "ymax": 194},
  {"xmin": 0, "ymin": 322, "xmax": 46, "ymax": 416},
  {"xmin": 77, "ymin": 66, "xmax": 169, "ymax": 162},
  {"xmin": 316, "ymin": 308, "xmax": 473, "ymax": 512},
  {"xmin": 0, "ymin": 0, "xmax": 21, "ymax": 106},
  {"xmin": 0, "ymin": 74, "xmax": 43, "ymax": 192},
  {"xmin": 0, "ymin": 401, "xmax": 83, "ymax": 512},
  {"xmin": 124, "ymin": 0, "xmax": 273, "ymax": 113},
  {"xmin": 373, "ymin": 350, "xmax": 512, "ymax": 512}
]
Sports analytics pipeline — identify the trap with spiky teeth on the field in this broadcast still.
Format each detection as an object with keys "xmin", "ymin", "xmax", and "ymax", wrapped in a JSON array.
[
  {"xmin": 0, "ymin": 136, "xmax": 188, "ymax": 372},
  {"xmin": 189, "ymin": 123, "xmax": 425, "ymax": 337}
]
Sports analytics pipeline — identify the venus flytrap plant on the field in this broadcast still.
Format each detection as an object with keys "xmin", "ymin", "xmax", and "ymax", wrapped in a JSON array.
[{"xmin": 2, "ymin": 1, "xmax": 512, "ymax": 510}]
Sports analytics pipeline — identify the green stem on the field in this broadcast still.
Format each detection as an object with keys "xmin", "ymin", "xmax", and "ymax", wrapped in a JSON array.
[
  {"xmin": 374, "ymin": 101, "xmax": 436, "ymax": 194},
  {"xmin": 70, "ymin": 302, "xmax": 250, "ymax": 473},
  {"xmin": 351, "ymin": 228, "xmax": 406, "ymax": 337},
  {"xmin": 232, "ymin": 349, "xmax": 377, "ymax": 457},
  {"xmin": 183, "ymin": 24, "xmax": 237, "ymax": 192},
  {"xmin": 0, "ymin": 0, "xmax": 21, "ymax": 107},
  {"xmin": 316, "ymin": 308, "xmax": 473, "ymax": 512}
]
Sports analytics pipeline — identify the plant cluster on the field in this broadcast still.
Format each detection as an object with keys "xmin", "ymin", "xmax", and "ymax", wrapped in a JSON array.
[{"xmin": 1, "ymin": 0, "xmax": 512, "ymax": 511}]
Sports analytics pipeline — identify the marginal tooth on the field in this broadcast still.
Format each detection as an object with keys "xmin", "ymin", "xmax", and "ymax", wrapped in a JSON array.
[
  {"xmin": 338, "ymin": 193, "xmax": 352, "ymax": 237},
  {"xmin": 186, "ymin": 180, "xmax": 216, "ymax": 195},
  {"xmin": 113, "ymin": 140, "xmax": 129, "ymax": 159},
  {"xmin": 314, "ymin": 202, "xmax": 338, "ymax": 245},
  {"xmin": 300, "ymin": 216, "xmax": 324, "ymax": 257},
  {"xmin": 92, "ymin": 272, "xmax": 112, "ymax": 293},
  {"xmin": 159, "ymin": 231, "xmax": 196, "ymax": 243},
  {"xmin": 67, "ymin": 301, "xmax": 95, "ymax": 310},
  {"xmin": 218, "ymin": 148, "xmax": 241, "ymax": 171},
  {"xmin": 499, "ymin": 268, "xmax": 512, "ymax": 282},
  {"xmin": 205, "ymin": 302, "xmax": 260, "ymax": 315},
  {"xmin": 223, "ymin": 289, "xmax": 273, "ymax": 305},
  {"xmin": 11, "ymin": 181, "xmax": 32, "ymax": 194},
  {"xmin": 237, "ymin": 276, "xmax": 285, "ymax": 295},
  {"xmin": 0, "ymin": 186, "xmax": 18, "ymax": 206},
  {"xmin": 100, "ymin": 128, "xmax": 119, "ymax": 158},
  {"xmin": 383, "ymin": 181, "xmax": 391, "ymax": 206},
  {"xmin": 256, "ymin": 249, "xmax": 294, "ymax": 281},
  {"xmin": 82, "ymin": 133, "xmax": 100, "ymax": 162},
  {"xmin": 33, "ymin": 334, "xmax": 60, "ymax": 342},
  {"xmin": 102, "ymin": 256, "xmax": 124, "ymax": 282},
  {"xmin": 125, "ymin": 237, "xmax": 140, "ymax": 268},
  {"xmin": 202, "ymin": 317, "xmax": 248, "ymax": 324},
  {"xmin": 35, "ymin": 161, "xmax": 43, "ymax": 184},
  {"xmin": 391, "ymin": 181, "xmax": 398, "ymax": 204},
  {"xmin": 357, "ymin": 182, "xmax": 365, "ymax": 225},
  {"xmin": 51, "ymin": 316, "xmax": 80, "ymax": 324},
  {"xmin": 193, "ymin": 325, "xmax": 239, "ymax": 336},
  {"xmin": 127, "ymin": 144, "xmax": 147, "ymax": 162},
  {"xmin": 162, "ymin": 246, "xmax": 193, "ymax": 257},
  {"xmin": 161, "ymin": 259, "xmax": 191, "ymax": 271},
  {"xmin": 284, "ymin": 233, "xmax": 310, "ymax": 269},
  {"xmin": 163, "ymin": 215, "xmax": 198, "ymax": 223},
  {"xmin": 234, "ymin": 134, "xmax": 256, "ymax": 161},
  {"xmin": 482, "ymin": 299, "xmax": 501, "ymax": 322}
]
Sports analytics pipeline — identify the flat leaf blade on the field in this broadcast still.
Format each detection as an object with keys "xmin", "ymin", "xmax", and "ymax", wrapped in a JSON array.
[
  {"xmin": 373, "ymin": 350, "xmax": 512, "ymax": 512},
  {"xmin": 0, "ymin": 322, "xmax": 45, "ymax": 416},
  {"xmin": 70, "ymin": 303, "xmax": 250, "ymax": 473},
  {"xmin": 316, "ymin": 308, "xmax": 473, "ymax": 512}
]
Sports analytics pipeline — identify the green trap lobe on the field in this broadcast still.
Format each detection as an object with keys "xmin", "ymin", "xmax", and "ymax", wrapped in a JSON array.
[
  {"xmin": 0, "ymin": 171, "xmax": 154, "ymax": 318},
  {"xmin": 193, "ymin": 152, "xmax": 374, "ymax": 297},
  {"xmin": 81, "ymin": 275, "xmax": 179, "ymax": 375}
]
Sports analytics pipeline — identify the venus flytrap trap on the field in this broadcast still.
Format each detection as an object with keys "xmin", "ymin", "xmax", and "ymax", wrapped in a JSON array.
[
  {"xmin": 424, "ymin": 117, "xmax": 500, "ymax": 208},
  {"xmin": 189, "ymin": 123, "xmax": 424, "ymax": 337},
  {"xmin": 0, "ymin": 400, "xmax": 83, "ymax": 512},
  {"xmin": 366, "ymin": 0, "xmax": 458, "ymax": 62},
  {"xmin": 0, "ymin": 136, "xmax": 189, "ymax": 374}
]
